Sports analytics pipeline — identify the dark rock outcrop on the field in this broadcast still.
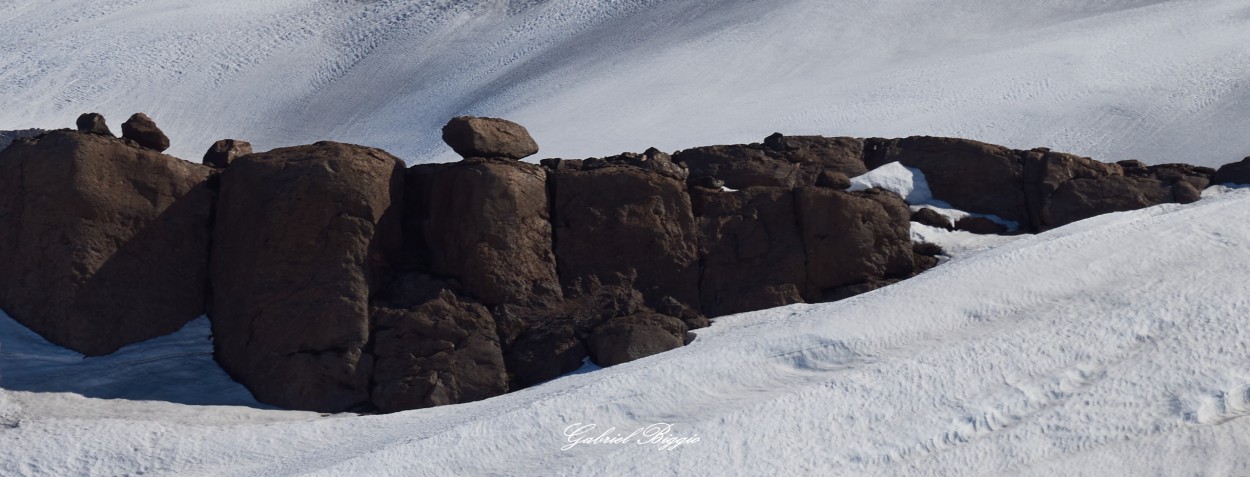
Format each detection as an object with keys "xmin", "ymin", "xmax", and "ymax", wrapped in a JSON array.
[
  {"xmin": 75, "ymin": 113, "xmax": 112, "ymax": 136},
  {"xmin": 674, "ymin": 134, "xmax": 867, "ymax": 190},
  {"xmin": 868, "ymin": 137, "xmax": 1216, "ymax": 232},
  {"xmin": 420, "ymin": 158, "xmax": 560, "ymax": 306},
  {"xmin": 202, "ymin": 139, "xmax": 253, "ymax": 168},
  {"xmin": 586, "ymin": 313, "xmax": 686, "ymax": 367},
  {"xmin": 210, "ymin": 141, "xmax": 404, "ymax": 412},
  {"xmin": 797, "ymin": 187, "xmax": 914, "ymax": 302},
  {"xmin": 816, "ymin": 170, "xmax": 852, "ymax": 190},
  {"xmin": 120, "ymin": 113, "xmax": 171, "ymax": 152},
  {"xmin": 692, "ymin": 187, "xmax": 806, "ymax": 316},
  {"xmin": 1214, "ymin": 157, "xmax": 1250, "ymax": 186},
  {"xmin": 370, "ymin": 282, "xmax": 508, "ymax": 413},
  {"xmin": 550, "ymin": 157, "xmax": 702, "ymax": 317},
  {"xmin": 13, "ymin": 112, "xmax": 1241, "ymax": 415},
  {"xmin": 442, "ymin": 116, "xmax": 539, "ymax": 160},
  {"xmin": 911, "ymin": 207, "xmax": 953, "ymax": 230},
  {"xmin": 866, "ymin": 136, "xmax": 1027, "ymax": 224},
  {"xmin": 0, "ymin": 130, "xmax": 214, "ymax": 356}
]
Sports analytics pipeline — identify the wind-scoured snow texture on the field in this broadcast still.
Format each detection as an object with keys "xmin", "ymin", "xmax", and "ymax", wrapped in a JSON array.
[
  {"xmin": 1, "ymin": 1, "xmax": 1249, "ymax": 164},
  {"xmin": 3, "ymin": 189, "xmax": 1250, "ymax": 475}
]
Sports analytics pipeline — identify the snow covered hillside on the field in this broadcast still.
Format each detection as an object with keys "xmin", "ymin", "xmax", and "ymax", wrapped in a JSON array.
[
  {"xmin": 1, "ymin": 0, "xmax": 1248, "ymax": 164},
  {"xmin": 3, "ymin": 187, "xmax": 1250, "ymax": 476}
]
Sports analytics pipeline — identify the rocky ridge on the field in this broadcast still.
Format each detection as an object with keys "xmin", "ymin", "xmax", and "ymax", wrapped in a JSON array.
[{"xmin": 0, "ymin": 113, "xmax": 1244, "ymax": 413}]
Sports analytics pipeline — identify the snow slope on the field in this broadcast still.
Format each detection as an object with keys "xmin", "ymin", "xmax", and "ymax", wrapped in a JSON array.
[
  {"xmin": 1, "ymin": 1, "xmax": 1248, "ymax": 165},
  {"xmin": 3, "ymin": 188, "xmax": 1250, "ymax": 476}
]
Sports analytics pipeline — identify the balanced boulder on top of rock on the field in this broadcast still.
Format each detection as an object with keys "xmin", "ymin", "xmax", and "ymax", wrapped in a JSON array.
[
  {"xmin": 203, "ymin": 139, "xmax": 253, "ymax": 168},
  {"xmin": 441, "ymin": 116, "xmax": 539, "ymax": 160},
  {"xmin": 75, "ymin": 113, "xmax": 113, "ymax": 136},
  {"xmin": 121, "ymin": 113, "xmax": 170, "ymax": 152}
]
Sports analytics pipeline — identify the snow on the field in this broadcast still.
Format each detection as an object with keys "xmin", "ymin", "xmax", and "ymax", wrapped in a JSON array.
[
  {"xmin": 4, "ymin": 0, "xmax": 1250, "ymax": 474},
  {"xmin": 852, "ymin": 161, "xmax": 1022, "ymax": 233},
  {"xmin": 1, "ymin": 1, "xmax": 1248, "ymax": 165},
  {"xmin": 4, "ymin": 189, "xmax": 1250, "ymax": 475},
  {"xmin": 848, "ymin": 161, "xmax": 936, "ymax": 205}
]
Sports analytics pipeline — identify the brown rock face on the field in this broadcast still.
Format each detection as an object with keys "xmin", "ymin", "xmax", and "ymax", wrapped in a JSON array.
[
  {"xmin": 1039, "ymin": 175, "xmax": 1173, "ymax": 227},
  {"xmin": 586, "ymin": 313, "xmax": 686, "ymax": 367},
  {"xmin": 202, "ymin": 139, "xmax": 253, "ymax": 168},
  {"xmin": 370, "ymin": 284, "xmax": 508, "ymax": 413},
  {"xmin": 865, "ymin": 136, "xmax": 1027, "ymax": 224},
  {"xmin": 675, "ymin": 144, "xmax": 803, "ymax": 189},
  {"xmin": 441, "ymin": 116, "xmax": 539, "ymax": 160},
  {"xmin": 120, "ymin": 113, "xmax": 171, "ymax": 152},
  {"xmin": 911, "ymin": 207, "xmax": 953, "ymax": 230},
  {"xmin": 797, "ymin": 187, "xmax": 914, "ymax": 301},
  {"xmin": 816, "ymin": 170, "xmax": 852, "ymax": 190},
  {"xmin": 421, "ymin": 158, "xmax": 561, "ymax": 306},
  {"xmin": 211, "ymin": 141, "xmax": 404, "ymax": 412},
  {"xmin": 763, "ymin": 133, "xmax": 868, "ymax": 180},
  {"xmin": 75, "ymin": 113, "xmax": 113, "ymax": 136},
  {"xmin": 1214, "ymin": 157, "xmax": 1250, "ymax": 185},
  {"xmin": 551, "ymin": 161, "xmax": 701, "ymax": 313},
  {"xmin": 675, "ymin": 134, "xmax": 867, "ymax": 190},
  {"xmin": 0, "ymin": 131, "xmax": 213, "ymax": 356},
  {"xmin": 692, "ymin": 187, "xmax": 806, "ymax": 317}
]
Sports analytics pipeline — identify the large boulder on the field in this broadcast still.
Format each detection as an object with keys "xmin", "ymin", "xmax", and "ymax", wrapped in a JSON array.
[
  {"xmin": 0, "ymin": 131, "xmax": 214, "ymax": 356},
  {"xmin": 1214, "ymin": 157, "xmax": 1250, "ymax": 185},
  {"xmin": 202, "ymin": 139, "xmax": 253, "ymax": 168},
  {"xmin": 120, "ymin": 113, "xmax": 171, "ymax": 152},
  {"xmin": 865, "ymin": 136, "xmax": 1028, "ymax": 224},
  {"xmin": 420, "ymin": 158, "xmax": 561, "ymax": 306},
  {"xmin": 210, "ymin": 141, "xmax": 404, "ymax": 412},
  {"xmin": 586, "ymin": 313, "xmax": 686, "ymax": 367},
  {"xmin": 75, "ymin": 113, "xmax": 112, "ymax": 136},
  {"xmin": 692, "ymin": 187, "xmax": 806, "ymax": 317},
  {"xmin": 1038, "ymin": 175, "xmax": 1174, "ymax": 228},
  {"xmin": 796, "ymin": 187, "xmax": 914, "ymax": 301},
  {"xmin": 370, "ymin": 281, "xmax": 508, "ymax": 413},
  {"xmin": 441, "ymin": 116, "xmax": 539, "ymax": 160},
  {"xmin": 550, "ymin": 160, "xmax": 702, "ymax": 314}
]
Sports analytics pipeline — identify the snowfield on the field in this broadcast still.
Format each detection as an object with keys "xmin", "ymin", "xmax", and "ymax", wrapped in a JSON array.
[
  {"xmin": 3, "ymin": 187, "xmax": 1250, "ymax": 476},
  {"xmin": 1, "ymin": 0, "xmax": 1248, "ymax": 165},
  {"xmin": 5, "ymin": 0, "xmax": 1250, "ymax": 475}
]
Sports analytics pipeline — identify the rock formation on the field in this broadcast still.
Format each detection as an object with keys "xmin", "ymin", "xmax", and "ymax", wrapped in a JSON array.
[
  {"xmin": 441, "ymin": 116, "xmax": 539, "ymax": 160},
  {"xmin": 861, "ymin": 137, "xmax": 1213, "ymax": 232},
  {"xmin": 202, "ymin": 139, "xmax": 253, "ymax": 168},
  {"xmin": 75, "ymin": 113, "xmax": 112, "ymax": 136},
  {"xmin": 210, "ymin": 141, "xmax": 404, "ymax": 412},
  {"xmin": 1214, "ymin": 157, "xmax": 1250, "ymax": 186},
  {"xmin": 121, "ymin": 113, "xmax": 171, "ymax": 152},
  {"xmin": 0, "ymin": 130, "xmax": 214, "ymax": 356},
  {"xmin": 692, "ymin": 186, "xmax": 806, "ymax": 316},
  {"xmin": 2, "ymin": 114, "xmax": 1244, "ymax": 414}
]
